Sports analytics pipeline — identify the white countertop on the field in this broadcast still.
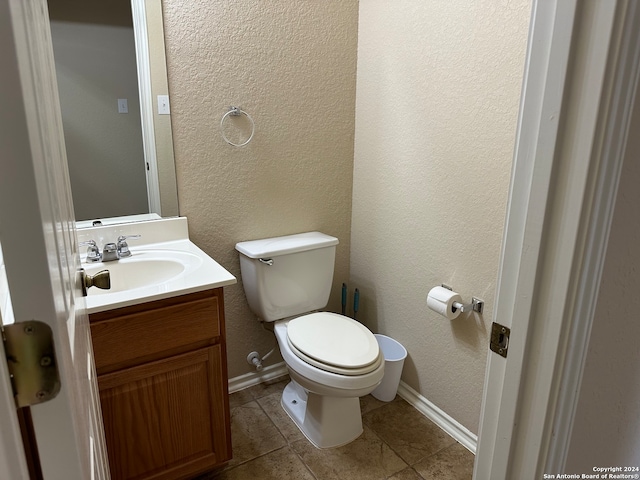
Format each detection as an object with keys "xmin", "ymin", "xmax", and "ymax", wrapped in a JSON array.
[
  {"xmin": 83, "ymin": 239, "xmax": 236, "ymax": 314},
  {"xmin": 79, "ymin": 217, "xmax": 236, "ymax": 314},
  {"xmin": 1, "ymin": 217, "xmax": 236, "ymax": 319}
]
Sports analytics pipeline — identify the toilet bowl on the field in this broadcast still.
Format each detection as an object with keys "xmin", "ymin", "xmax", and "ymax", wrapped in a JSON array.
[
  {"xmin": 274, "ymin": 315, "xmax": 384, "ymax": 448},
  {"xmin": 235, "ymin": 231, "xmax": 384, "ymax": 448}
]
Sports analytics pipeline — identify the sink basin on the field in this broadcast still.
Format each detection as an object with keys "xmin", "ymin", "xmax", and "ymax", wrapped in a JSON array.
[
  {"xmin": 78, "ymin": 233, "xmax": 236, "ymax": 314},
  {"xmin": 83, "ymin": 250, "xmax": 203, "ymax": 295}
]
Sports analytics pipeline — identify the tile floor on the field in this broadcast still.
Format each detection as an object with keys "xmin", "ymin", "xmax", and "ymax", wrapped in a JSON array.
[{"xmin": 196, "ymin": 376, "xmax": 474, "ymax": 480}]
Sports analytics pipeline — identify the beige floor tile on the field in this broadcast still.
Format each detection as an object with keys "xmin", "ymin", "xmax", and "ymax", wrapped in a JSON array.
[
  {"xmin": 360, "ymin": 393, "xmax": 389, "ymax": 415},
  {"xmin": 412, "ymin": 443, "xmax": 474, "ymax": 480},
  {"xmin": 363, "ymin": 399, "xmax": 456, "ymax": 466},
  {"xmin": 257, "ymin": 391, "xmax": 307, "ymax": 444},
  {"xmin": 244, "ymin": 376, "xmax": 290, "ymax": 400},
  {"xmin": 228, "ymin": 376, "xmax": 289, "ymax": 409},
  {"xmin": 388, "ymin": 467, "xmax": 427, "ymax": 480},
  {"xmin": 221, "ymin": 378, "xmax": 475, "ymax": 479},
  {"xmin": 227, "ymin": 400, "xmax": 286, "ymax": 467},
  {"xmin": 228, "ymin": 388, "xmax": 255, "ymax": 409},
  {"xmin": 291, "ymin": 425, "xmax": 408, "ymax": 480},
  {"xmin": 205, "ymin": 446, "xmax": 316, "ymax": 480}
]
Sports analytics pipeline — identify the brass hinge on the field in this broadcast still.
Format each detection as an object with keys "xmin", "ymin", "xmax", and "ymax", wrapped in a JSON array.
[
  {"xmin": 2, "ymin": 320, "xmax": 61, "ymax": 407},
  {"xmin": 490, "ymin": 322, "xmax": 510, "ymax": 358}
]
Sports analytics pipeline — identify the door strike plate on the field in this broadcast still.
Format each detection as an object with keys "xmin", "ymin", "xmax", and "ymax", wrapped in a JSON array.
[
  {"xmin": 2, "ymin": 320, "xmax": 61, "ymax": 407},
  {"xmin": 490, "ymin": 322, "xmax": 510, "ymax": 358}
]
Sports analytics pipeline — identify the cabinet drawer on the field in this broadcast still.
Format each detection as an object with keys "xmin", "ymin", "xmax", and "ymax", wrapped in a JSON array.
[{"xmin": 91, "ymin": 292, "xmax": 221, "ymax": 373}]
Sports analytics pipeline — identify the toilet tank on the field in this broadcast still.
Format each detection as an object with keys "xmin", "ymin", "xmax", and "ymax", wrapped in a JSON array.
[{"xmin": 235, "ymin": 232, "xmax": 339, "ymax": 322}]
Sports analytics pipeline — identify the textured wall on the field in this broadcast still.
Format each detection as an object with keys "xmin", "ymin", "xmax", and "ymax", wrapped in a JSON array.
[
  {"xmin": 161, "ymin": 1, "xmax": 359, "ymax": 378},
  {"xmin": 565, "ymin": 86, "xmax": 640, "ymax": 471},
  {"xmin": 352, "ymin": 0, "xmax": 531, "ymax": 433}
]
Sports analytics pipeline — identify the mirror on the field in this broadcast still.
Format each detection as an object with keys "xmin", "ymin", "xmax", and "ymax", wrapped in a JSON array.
[{"xmin": 47, "ymin": 0, "xmax": 178, "ymax": 225}]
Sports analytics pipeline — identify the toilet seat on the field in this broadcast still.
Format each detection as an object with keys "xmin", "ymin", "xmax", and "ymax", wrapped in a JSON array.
[{"xmin": 286, "ymin": 312, "xmax": 381, "ymax": 376}]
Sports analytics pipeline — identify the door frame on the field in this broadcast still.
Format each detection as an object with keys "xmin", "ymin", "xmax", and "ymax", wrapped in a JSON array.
[
  {"xmin": 131, "ymin": 0, "xmax": 161, "ymax": 215},
  {"xmin": 475, "ymin": 0, "xmax": 640, "ymax": 477},
  {"xmin": 0, "ymin": 326, "xmax": 30, "ymax": 478}
]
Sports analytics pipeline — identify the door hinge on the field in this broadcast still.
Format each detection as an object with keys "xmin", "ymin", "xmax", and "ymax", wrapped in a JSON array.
[
  {"xmin": 2, "ymin": 320, "xmax": 61, "ymax": 407},
  {"xmin": 490, "ymin": 322, "xmax": 510, "ymax": 358}
]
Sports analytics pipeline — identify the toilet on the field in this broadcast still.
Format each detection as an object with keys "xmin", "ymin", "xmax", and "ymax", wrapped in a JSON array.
[{"xmin": 236, "ymin": 231, "xmax": 384, "ymax": 448}]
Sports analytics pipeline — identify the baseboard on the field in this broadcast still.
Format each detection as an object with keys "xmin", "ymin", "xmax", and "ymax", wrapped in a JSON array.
[
  {"xmin": 228, "ymin": 362, "xmax": 289, "ymax": 394},
  {"xmin": 397, "ymin": 381, "xmax": 478, "ymax": 454},
  {"xmin": 228, "ymin": 363, "xmax": 478, "ymax": 455}
]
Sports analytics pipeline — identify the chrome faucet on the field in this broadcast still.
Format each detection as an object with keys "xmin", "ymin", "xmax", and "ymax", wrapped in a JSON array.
[
  {"xmin": 116, "ymin": 235, "xmax": 141, "ymax": 258},
  {"xmin": 102, "ymin": 242, "xmax": 119, "ymax": 262},
  {"xmin": 80, "ymin": 235, "xmax": 141, "ymax": 263},
  {"xmin": 79, "ymin": 240, "xmax": 102, "ymax": 262}
]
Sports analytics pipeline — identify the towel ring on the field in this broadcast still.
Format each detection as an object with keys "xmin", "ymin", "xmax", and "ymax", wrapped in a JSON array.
[{"xmin": 220, "ymin": 106, "xmax": 255, "ymax": 147}]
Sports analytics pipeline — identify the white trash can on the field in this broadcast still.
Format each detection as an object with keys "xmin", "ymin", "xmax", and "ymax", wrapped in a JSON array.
[{"xmin": 371, "ymin": 334, "xmax": 407, "ymax": 402}]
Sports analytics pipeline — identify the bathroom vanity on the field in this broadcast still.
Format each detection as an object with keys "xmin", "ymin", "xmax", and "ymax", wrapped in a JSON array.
[
  {"xmin": 80, "ymin": 218, "xmax": 236, "ymax": 480},
  {"xmin": 90, "ymin": 289, "xmax": 229, "ymax": 479}
]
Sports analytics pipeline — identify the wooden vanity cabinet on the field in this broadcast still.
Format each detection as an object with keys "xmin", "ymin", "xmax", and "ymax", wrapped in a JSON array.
[{"xmin": 89, "ymin": 288, "xmax": 231, "ymax": 480}]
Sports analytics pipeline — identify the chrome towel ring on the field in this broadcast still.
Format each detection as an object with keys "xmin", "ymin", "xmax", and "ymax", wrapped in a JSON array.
[{"xmin": 220, "ymin": 106, "xmax": 255, "ymax": 147}]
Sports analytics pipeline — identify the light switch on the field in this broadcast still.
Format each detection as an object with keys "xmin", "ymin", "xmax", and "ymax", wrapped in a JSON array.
[
  {"xmin": 117, "ymin": 98, "xmax": 128, "ymax": 114},
  {"xmin": 157, "ymin": 95, "xmax": 170, "ymax": 115}
]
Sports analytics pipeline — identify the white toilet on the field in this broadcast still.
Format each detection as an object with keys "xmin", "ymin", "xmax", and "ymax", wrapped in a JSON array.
[{"xmin": 236, "ymin": 231, "xmax": 384, "ymax": 448}]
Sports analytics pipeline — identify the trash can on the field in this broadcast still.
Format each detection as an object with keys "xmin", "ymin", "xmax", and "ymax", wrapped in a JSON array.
[{"xmin": 371, "ymin": 334, "xmax": 407, "ymax": 402}]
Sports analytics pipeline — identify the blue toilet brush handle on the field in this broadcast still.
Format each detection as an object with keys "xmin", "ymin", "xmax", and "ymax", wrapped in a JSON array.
[
  {"xmin": 342, "ymin": 283, "xmax": 347, "ymax": 315},
  {"xmin": 353, "ymin": 288, "xmax": 359, "ymax": 320}
]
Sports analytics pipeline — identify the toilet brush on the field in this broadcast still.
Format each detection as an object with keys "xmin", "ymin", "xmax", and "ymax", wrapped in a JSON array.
[
  {"xmin": 341, "ymin": 283, "xmax": 347, "ymax": 315},
  {"xmin": 353, "ymin": 288, "xmax": 359, "ymax": 320}
]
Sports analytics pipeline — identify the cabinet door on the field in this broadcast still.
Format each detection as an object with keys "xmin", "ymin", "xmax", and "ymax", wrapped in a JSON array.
[{"xmin": 98, "ymin": 346, "xmax": 231, "ymax": 480}]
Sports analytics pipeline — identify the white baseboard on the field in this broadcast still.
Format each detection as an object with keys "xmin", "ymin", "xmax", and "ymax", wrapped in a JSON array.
[
  {"xmin": 228, "ymin": 362, "xmax": 289, "ymax": 394},
  {"xmin": 397, "ymin": 381, "xmax": 478, "ymax": 454},
  {"xmin": 228, "ymin": 362, "xmax": 478, "ymax": 455}
]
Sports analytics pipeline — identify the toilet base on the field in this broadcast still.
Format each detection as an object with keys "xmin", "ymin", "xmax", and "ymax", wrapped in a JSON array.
[{"xmin": 281, "ymin": 380, "xmax": 363, "ymax": 449}]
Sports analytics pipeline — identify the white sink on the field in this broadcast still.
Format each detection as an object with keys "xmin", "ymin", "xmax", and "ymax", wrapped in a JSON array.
[
  {"xmin": 84, "ymin": 250, "xmax": 203, "ymax": 295},
  {"xmin": 77, "ymin": 226, "xmax": 236, "ymax": 314}
]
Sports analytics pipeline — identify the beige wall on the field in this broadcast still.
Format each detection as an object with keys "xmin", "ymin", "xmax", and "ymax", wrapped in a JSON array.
[
  {"xmin": 351, "ymin": 1, "xmax": 531, "ymax": 433},
  {"xmin": 161, "ymin": 0, "xmax": 530, "ymax": 433},
  {"xmin": 161, "ymin": 1, "xmax": 359, "ymax": 378}
]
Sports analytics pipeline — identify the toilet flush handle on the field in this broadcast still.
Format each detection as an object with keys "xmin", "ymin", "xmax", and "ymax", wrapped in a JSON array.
[{"xmin": 259, "ymin": 258, "xmax": 274, "ymax": 266}]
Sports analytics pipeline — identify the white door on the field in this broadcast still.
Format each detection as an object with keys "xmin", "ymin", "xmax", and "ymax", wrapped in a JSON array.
[
  {"xmin": 475, "ymin": 0, "xmax": 640, "ymax": 477},
  {"xmin": 0, "ymin": 0, "xmax": 109, "ymax": 479}
]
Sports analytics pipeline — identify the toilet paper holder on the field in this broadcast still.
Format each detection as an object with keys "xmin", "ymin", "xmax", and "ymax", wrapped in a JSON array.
[{"xmin": 441, "ymin": 284, "xmax": 484, "ymax": 314}]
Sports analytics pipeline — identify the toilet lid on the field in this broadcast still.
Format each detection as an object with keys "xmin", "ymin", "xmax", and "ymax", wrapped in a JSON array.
[{"xmin": 287, "ymin": 312, "xmax": 381, "ymax": 375}]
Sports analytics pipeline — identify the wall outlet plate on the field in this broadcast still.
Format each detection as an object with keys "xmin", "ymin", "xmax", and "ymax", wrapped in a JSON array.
[{"xmin": 157, "ymin": 95, "xmax": 170, "ymax": 115}]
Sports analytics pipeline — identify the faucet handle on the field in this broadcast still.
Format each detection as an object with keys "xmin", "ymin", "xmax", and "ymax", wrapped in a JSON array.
[
  {"xmin": 116, "ymin": 234, "xmax": 141, "ymax": 258},
  {"xmin": 79, "ymin": 240, "xmax": 102, "ymax": 262}
]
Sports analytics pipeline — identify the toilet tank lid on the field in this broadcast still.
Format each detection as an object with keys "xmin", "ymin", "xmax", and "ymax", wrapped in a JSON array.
[{"xmin": 235, "ymin": 231, "xmax": 339, "ymax": 258}]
